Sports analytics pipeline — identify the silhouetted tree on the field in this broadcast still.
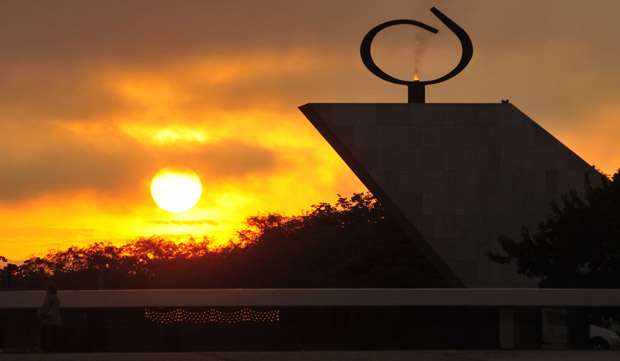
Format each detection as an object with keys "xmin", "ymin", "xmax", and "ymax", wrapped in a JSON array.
[
  {"xmin": 0, "ymin": 193, "xmax": 447, "ymax": 290},
  {"xmin": 489, "ymin": 171, "xmax": 620, "ymax": 288},
  {"xmin": 226, "ymin": 192, "xmax": 446, "ymax": 287}
]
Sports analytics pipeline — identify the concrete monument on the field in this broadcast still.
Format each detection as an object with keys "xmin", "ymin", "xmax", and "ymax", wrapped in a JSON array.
[{"xmin": 300, "ymin": 7, "xmax": 598, "ymax": 287}]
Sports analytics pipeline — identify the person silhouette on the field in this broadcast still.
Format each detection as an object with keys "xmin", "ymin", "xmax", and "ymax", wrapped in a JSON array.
[{"xmin": 38, "ymin": 285, "xmax": 62, "ymax": 352}]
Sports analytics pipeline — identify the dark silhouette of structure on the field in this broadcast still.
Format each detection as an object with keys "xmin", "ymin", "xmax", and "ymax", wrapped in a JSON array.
[
  {"xmin": 360, "ymin": 7, "xmax": 473, "ymax": 103},
  {"xmin": 298, "ymin": 4, "xmax": 611, "ymax": 351}
]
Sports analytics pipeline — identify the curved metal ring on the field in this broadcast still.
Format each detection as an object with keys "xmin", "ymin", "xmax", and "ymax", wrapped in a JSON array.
[{"xmin": 360, "ymin": 6, "xmax": 473, "ymax": 86}]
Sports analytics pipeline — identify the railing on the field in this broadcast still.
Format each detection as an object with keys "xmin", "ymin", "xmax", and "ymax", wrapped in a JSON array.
[
  {"xmin": 1, "ymin": 288, "xmax": 618, "ymax": 351},
  {"xmin": 1, "ymin": 288, "xmax": 620, "ymax": 308}
]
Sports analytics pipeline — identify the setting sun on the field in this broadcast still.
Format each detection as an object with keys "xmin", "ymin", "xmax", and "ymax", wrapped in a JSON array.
[{"xmin": 150, "ymin": 168, "xmax": 203, "ymax": 213}]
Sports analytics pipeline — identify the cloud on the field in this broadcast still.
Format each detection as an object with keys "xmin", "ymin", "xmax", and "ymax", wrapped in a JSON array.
[
  {"xmin": 0, "ymin": 124, "xmax": 279, "ymax": 203},
  {"xmin": 181, "ymin": 140, "xmax": 278, "ymax": 178},
  {"xmin": 143, "ymin": 139, "xmax": 280, "ymax": 181},
  {"xmin": 4, "ymin": 0, "xmax": 620, "ymax": 126},
  {"xmin": 0, "ymin": 0, "xmax": 360, "ymax": 67},
  {"xmin": 0, "ymin": 132, "xmax": 150, "ymax": 202},
  {"xmin": 0, "ymin": 65, "xmax": 132, "ymax": 123}
]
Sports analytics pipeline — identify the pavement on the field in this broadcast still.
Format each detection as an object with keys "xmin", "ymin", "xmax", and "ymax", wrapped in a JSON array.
[{"xmin": 1, "ymin": 351, "xmax": 620, "ymax": 361}]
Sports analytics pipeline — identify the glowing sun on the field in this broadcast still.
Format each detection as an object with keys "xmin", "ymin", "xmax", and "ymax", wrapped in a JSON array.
[{"xmin": 150, "ymin": 168, "xmax": 203, "ymax": 213}]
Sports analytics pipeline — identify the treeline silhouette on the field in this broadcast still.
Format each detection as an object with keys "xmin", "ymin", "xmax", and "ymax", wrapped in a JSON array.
[
  {"xmin": 0, "ymin": 193, "xmax": 447, "ymax": 290},
  {"xmin": 490, "ymin": 170, "xmax": 620, "ymax": 288}
]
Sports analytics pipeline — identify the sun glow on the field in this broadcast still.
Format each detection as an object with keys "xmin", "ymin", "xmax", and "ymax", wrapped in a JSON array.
[
  {"xmin": 150, "ymin": 168, "xmax": 203, "ymax": 213},
  {"xmin": 0, "ymin": 54, "xmax": 365, "ymax": 262}
]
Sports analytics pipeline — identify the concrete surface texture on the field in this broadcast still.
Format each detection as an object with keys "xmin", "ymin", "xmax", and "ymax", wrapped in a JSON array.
[
  {"xmin": 0, "ymin": 351, "xmax": 619, "ymax": 361},
  {"xmin": 300, "ymin": 103, "xmax": 598, "ymax": 287}
]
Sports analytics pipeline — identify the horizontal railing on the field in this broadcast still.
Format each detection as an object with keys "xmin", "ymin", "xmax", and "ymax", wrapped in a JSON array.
[{"xmin": 1, "ymin": 288, "xmax": 620, "ymax": 308}]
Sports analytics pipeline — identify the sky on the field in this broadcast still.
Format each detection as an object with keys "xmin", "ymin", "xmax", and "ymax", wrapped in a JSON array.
[{"xmin": 1, "ymin": 0, "xmax": 619, "ymax": 262}]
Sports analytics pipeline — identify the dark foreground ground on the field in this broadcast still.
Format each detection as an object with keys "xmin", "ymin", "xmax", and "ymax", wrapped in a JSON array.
[{"xmin": 0, "ymin": 351, "xmax": 619, "ymax": 361}]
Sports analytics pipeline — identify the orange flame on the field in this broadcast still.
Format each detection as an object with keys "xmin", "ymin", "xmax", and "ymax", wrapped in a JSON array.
[{"xmin": 413, "ymin": 73, "xmax": 420, "ymax": 81}]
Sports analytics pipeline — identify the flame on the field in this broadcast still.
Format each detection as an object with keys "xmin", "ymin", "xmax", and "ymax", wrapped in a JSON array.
[{"xmin": 413, "ymin": 73, "xmax": 420, "ymax": 81}]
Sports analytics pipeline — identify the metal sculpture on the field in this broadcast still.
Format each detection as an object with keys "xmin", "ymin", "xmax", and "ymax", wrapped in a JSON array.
[{"xmin": 360, "ymin": 7, "xmax": 473, "ymax": 103}]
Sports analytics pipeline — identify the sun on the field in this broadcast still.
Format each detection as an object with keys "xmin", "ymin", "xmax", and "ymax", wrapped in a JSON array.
[{"xmin": 150, "ymin": 168, "xmax": 203, "ymax": 213}]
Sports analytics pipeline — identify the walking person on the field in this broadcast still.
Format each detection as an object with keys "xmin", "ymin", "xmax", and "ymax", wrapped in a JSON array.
[{"xmin": 38, "ymin": 285, "xmax": 62, "ymax": 352}]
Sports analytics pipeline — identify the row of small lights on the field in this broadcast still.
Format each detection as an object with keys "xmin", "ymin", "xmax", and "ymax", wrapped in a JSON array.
[{"xmin": 144, "ymin": 307, "xmax": 280, "ymax": 324}]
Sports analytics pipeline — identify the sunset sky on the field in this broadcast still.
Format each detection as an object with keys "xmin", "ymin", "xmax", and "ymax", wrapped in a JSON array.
[{"xmin": 1, "ymin": 0, "xmax": 619, "ymax": 262}]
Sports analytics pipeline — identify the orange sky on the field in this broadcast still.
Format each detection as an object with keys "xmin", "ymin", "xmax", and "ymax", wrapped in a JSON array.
[{"xmin": 1, "ymin": 0, "xmax": 619, "ymax": 262}]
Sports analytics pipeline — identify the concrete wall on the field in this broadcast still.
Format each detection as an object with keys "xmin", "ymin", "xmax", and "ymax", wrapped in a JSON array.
[{"xmin": 300, "ymin": 103, "xmax": 599, "ymax": 287}]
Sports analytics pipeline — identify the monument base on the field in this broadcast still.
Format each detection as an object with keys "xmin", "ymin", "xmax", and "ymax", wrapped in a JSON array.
[{"xmin": 300, "ymin": 102, "xmax": 598, "ymax": 287}]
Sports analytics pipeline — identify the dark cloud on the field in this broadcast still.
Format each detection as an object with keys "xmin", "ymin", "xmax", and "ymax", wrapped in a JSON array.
[
  {"xmin": 162, "ymin": 140, "xmax": 279, "ymax": 179},
  {"xmin": 0, "ymin": 0, "xmax": 361, "ymax": 66},
  {"xmin": 0, "ymin": 131, "xmax": 278, "ymax": 203},
  {"xmin": 0, "ymin": 133, "xmax": 150, "ymax": 202},
  {"xmin": 3, "ymin": 0, "xmax": 617, "ymax": 64},
  {"xmin": 0, "ymin": 65, "xmax": 132, "ymax": 123},
  {"xmin": 2, "ymin": 0, "xmax": 619, "ymax": 121}
]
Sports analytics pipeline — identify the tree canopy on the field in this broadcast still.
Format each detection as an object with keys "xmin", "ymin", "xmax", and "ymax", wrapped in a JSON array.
[
  {"xmin": 1, "ymin": 193, "xmax": 447, "ymax": 290},
  {"xmin": 489, "ymin": 171, "xmax": 620, "ymax": 288}
]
